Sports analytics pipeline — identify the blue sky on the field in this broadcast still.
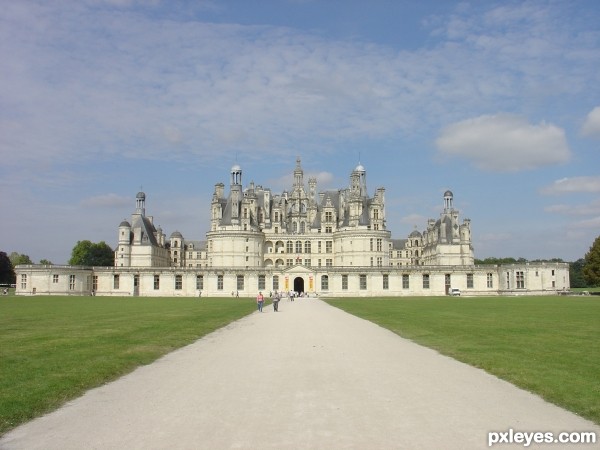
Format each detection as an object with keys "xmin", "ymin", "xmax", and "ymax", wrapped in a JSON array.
[{"xmin": 1, "ymin": 0, "xmax": 599, "ymax": 264}]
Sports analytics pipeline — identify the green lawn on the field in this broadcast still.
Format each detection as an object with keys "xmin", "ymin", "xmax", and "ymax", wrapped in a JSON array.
[
  {"xmin": 2, "ymin": 295, "xmax": 599, "ymax": 437},
  {"xmin": 0, "ymin": 296, "xmax": 255, "ymax": 435},
  {"xmin": 326, "ymin": 296, "xmax": 600, "ymax": 425}
]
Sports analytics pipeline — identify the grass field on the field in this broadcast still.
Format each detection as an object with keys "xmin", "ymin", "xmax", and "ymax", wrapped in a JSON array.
[
  {"xmin": 326, "ymin": 296, "xmax": 600, "ymax": 425},
  {"xmin": 1, "ymin": 294, "xmax": 599, "ymax": 437},
  {"xmin": 0, "ymin": 296, "xmax": 256, "ymax": 435}
]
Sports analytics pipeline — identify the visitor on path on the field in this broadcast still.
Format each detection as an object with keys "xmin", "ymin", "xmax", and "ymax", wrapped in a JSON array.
[
  {"xmin": 272, "ymin": 291, "xmax": 280, "ymax": 312},
  {"xmin": 256, "ymin": 292, "xmax": 264, "ymax": 312}
]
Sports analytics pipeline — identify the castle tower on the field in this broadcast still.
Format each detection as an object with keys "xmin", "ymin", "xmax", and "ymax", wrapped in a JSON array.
[
  {"xmin": 135, "ymin": 191, "xmax": 146, "ymax": 216},
  {"xmin": 230, "ymin": 164, "xmax": 242, "ymax": 220}
]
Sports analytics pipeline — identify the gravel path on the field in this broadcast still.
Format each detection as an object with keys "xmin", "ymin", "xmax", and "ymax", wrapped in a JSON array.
[{"xmin": 1, "ymin": 298, "xmax": 598, "ymax": 449}]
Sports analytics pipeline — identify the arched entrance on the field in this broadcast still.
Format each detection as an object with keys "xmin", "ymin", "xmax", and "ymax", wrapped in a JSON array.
[{"xmin": 293, "ymin": 277, "xmax": 305, "ymax": 294}]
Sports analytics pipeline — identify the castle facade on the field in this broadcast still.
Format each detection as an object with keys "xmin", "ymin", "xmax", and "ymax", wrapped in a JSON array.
[{"xmin": 15, "ymin": 159, "xmax": 569, "ymax": 297}]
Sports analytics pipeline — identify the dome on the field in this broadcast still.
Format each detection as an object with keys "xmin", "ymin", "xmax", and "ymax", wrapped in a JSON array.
[
  {"xmin": 443, "ymin": 190, "xmax": 453, "ymax": 198},
  {"xmin": 409, "ymin": 229, "xmax": 422, "ymax": 238},
  {"xmin": 170, "ymin": 231, "xmax": 183, "ymax": 239},
  {"xmin": 136, "ymin": 191, "xmax": 146, "ymax": 200},
  {"xmin": 231, "ymin": 164, "xmax": 242, "ymax": 172},
  {"xmin": 119, "ymin": 220, "xmax": 131, "ymax": 228},
  {"xmin": 354, "ymin": 164, "xmax": 365, "ymax": 172}
]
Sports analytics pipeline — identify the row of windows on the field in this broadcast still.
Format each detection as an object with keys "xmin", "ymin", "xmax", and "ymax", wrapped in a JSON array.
[{"xmin": 22, "ymin": 271, "xmax": 539, "ymax": 292}]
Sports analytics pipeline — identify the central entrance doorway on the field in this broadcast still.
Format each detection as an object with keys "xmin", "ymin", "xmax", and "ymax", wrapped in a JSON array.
[{"xmin": 293, "ymin": 277, "xmax": 305, "ymax": 294}]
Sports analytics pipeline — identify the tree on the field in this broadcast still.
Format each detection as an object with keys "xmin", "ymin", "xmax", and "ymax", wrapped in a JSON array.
[
  {"xmin": 69, "ymin": 241, "xmax": 114, "ymax": 266},
  {"xmin": 9, "ymin": 252, "xmax": 33, "ymax": 266},
  {"xmin": 39, "ymin": 259, "xmax": 53, "ymax": 265},
  {"xmin": 0, "ymin": 251, "xmax": 15, "ymax": 284},
  {"xmin": 569, "ymin": 258, "xmax": 586, "ymax": 288},
  {"xmin": 582, "ymin": 235, "xmax": 600, "ymax": 287},
  {"xmin": 475, "ymin": 257, "xmax": 524, "ymax": 265}
]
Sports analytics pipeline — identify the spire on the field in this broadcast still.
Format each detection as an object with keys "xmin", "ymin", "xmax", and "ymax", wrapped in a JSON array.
[{"xmin": 294, "ymin": 157, "xmax": 304, "ymax": 189}]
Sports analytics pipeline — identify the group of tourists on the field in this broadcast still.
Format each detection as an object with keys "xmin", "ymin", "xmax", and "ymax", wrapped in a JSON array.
[{"xmin": 255, "ymin": 290, "xmax": 311, "ymax": 312}]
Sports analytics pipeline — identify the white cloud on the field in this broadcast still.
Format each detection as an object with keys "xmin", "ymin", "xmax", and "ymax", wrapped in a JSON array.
[
  {"xmin": 81, "ymin": 194, "xmax": 131, "ymax": 208},
  {"xmin": 571, "ymin": 216, "xmax": 600, "ymax": 229},
  {"xmin": 544, "ymin": 199, "xmax": 600, "ymax": 216},
  {"xmin": 581, "ymin": 106, "xmax": 600, "ymax": 138},
  {"xmin": 540, "ymin": 176, "xmax": 600, "ymax": 195},
  {"xmin": 1, "ymin": 1, "xmax": 596, "ymax": 173},
  {"xmin": 435, "ymin": 114, "xmax": 570, "ymax": 172}
]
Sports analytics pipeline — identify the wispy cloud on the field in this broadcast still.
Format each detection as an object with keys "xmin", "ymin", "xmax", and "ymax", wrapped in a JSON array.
[
  {"xmin": 540, "ymin": 176, "xmax": 600, "ymax": 195},
  {"xmin": 1, "ymin": 1, "xmax": 596, "ymax": 174},
  {"xmin": 435, "ymin": 114, "xmax": 570, "ymax": 172},
  {"xmin": 544, "ymin": 199, "xmax": 600, "ymax": 216},
  {"xmin": 80, "ymin": 194, "xmax": 131, "ymax": 208}
]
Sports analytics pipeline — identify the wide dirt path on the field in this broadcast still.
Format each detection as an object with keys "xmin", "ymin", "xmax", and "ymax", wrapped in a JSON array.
[{"xmin": 1, "ymin": 298, "xmax": 598, "ymax": 449}]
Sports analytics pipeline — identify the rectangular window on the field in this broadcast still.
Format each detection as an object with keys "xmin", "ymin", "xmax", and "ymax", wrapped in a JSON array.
[
  {"xmin": 175, "ymin": 275, "xmax": 182, "ymax": 290},
  {"xmin": 286, "ymin": 258, "xmax": 293, "ymax": 267},
  {"xmin": 326, "ymin": 241, "xmax": 332, "ymax": 253},
  {"xmin": 402, "ymin": 274, "xmax": 409, "ymax": 289},
  {"xmin": 377, "ymin": 257, "xmax": 382, "ymax": 267},
  {"xmin": 196, "ymin": 275, "xmax": 203, "ymax": 290},
  {"xmin": 113, "ymin": 274, "xmax": 120, "ymax": 289},
  {"xmin": 273, "ymin": 275, "xmax": 279, "ymax": 291},
  {"xmin": 506, "ymin": 272, "xmax": 510, "ymax": 289},
  {"xmin": 342, "ymin": 274, "xmax": 348, "ymax": 290},
  {"xmin": 326, "ymin": 259, "xmax": 333, "ymax": 267},
  {"xmin": 318, "ymin": 241, "xmax": 322, "ymax": 252},
  {"xmin": 467, "ymin": 273, "xmax": 474, "ymax": 288},
  {"xmin": 21, "ymin": 274, "xmax": 27, "ymax": 289},
  {"xmin": 321, "ymin": 275, "xmax": 329, "ymax": 290},
  {"xmin": 516, "ymin": 271, "xmax": 525, "ymax": 289},
  {"xmin": 360, "ymin": 274, "xmax": 367, "ymax": 290},
  {"xmin": 53, "ymin": 274, "xmax": 59, "ymax": 283},
  {"xmin": 377, "ymin": 239, "xmax": 382, "ymax": 252},
  {"xmin": 237, "ymin": 275, "xmax": 244, "ymax": 291},
  {"xmin": 217, "ymin": 275, "xmax": 224, "ymax": 290},
  {"xmin": 258, "ymin": 275, "xmax": 265, "ymax": 290},
  {"xmin": 486, "ymin": 273, "xmax": 493, "ymax": 288},
  {"xmin": 325, "ymin": 226, "xmax": 332, "ymax": 233},
  {"xmin": 370, "ymin": 239, "xmax": 374, "ymax": 251},
  {"xmin": 92, "ymin": 275, "xmax": 98, "ymax": 292},
  {"xmin": 422, "ymin": 274, "xmax": 430, "ymax": 289},
  {"xmin": 304, "ymin": 259, "xmax": 311, "ymax": 267},
  {"xmin": 154, "ymin": 275, "xmax": 160, "ymax": 290},
  {"xmin": 69, "ymin": 275, "xmax": 75, "ymax": 290},
  {"xmin": 383, "ymin": 274, "xmax": 389, "ymax": 290}
]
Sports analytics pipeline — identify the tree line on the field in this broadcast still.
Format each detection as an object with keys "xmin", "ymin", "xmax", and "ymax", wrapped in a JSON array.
[
  {"xmin": 2, "ymin": 236, "xmax": 600, "ymax": 287},
  {"xmin": 0, "ymin": 241, "xmax": 114, "ymax": 285}
]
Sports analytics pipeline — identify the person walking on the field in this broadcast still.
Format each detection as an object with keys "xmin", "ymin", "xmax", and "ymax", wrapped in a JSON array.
[
  {"xmin": 272, "ymin": 291, "xmax": 280, "ymax": 312},
  {"xmin": 256, "ymin": 291, "xmax": 264, "ymax": 312}
]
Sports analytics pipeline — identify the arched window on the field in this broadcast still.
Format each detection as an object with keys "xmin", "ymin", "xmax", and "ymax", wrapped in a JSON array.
[
  {"xmin": 300, "ymin": 222, "xmax": 305, "ymax": 233},
  {"xmin": 295, "ymin": 241, "xmax": 302, "ymax": 253},
  {"xmin": 305, "ymin": 241, "xmax": 311, "ymax": 253},
  {"xmin": 286, "ymin": 241, "xmax": 293, "ymax": 253}
]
